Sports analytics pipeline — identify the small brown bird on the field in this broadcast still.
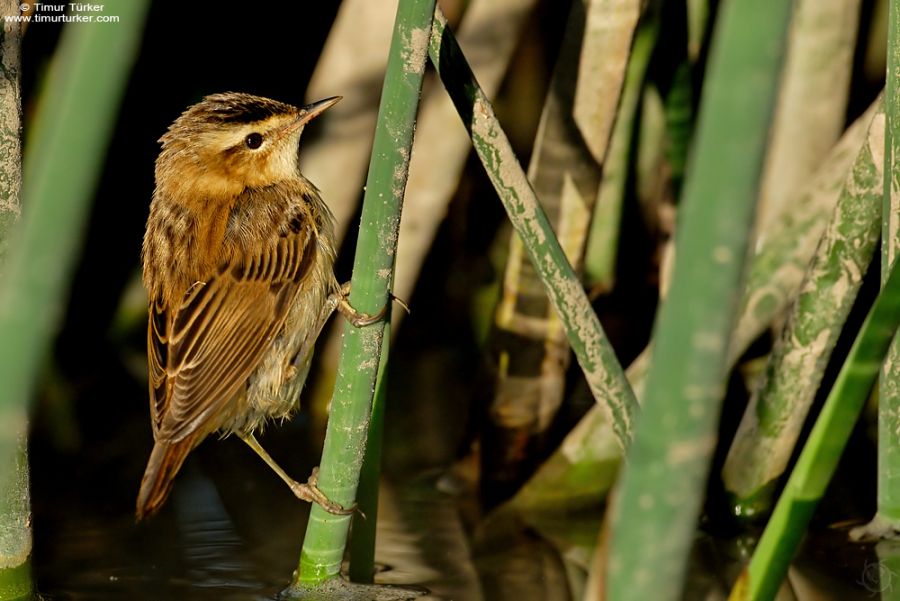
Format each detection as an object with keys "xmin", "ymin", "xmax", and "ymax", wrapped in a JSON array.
[{"xmin": 137, "ymin": 92, "xmax": 368, "ymax": 520}]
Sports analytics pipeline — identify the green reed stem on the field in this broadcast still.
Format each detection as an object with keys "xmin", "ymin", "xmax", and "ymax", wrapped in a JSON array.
[
  {"xmin": 347, "ymin": 330, "xmax": 389, "ymax": 583},
  {"xmin": 606, "ymin": 0, "xmax": 792, "ymax": 598},
  {"xmin": 293, "ymin": 0, "xmax": 434, "ymax": 587},
  {"xmin": 875, "ymin": 0, "xmax": 900, "ymax": 532},
  {"xmin": 585, "ymin": 15, "xmax": 658, "ymax": 291},
  {"xmin": 0, "ymin": 3, "xmax": 26, "ymax": 597},
  {"xmin": 0, "ymin": 2, "xmax": 148, "ymax": 597}
]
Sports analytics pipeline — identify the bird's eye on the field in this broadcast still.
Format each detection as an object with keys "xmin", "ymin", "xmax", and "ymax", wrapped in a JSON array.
[{"xmin": 244, "ymin": 133, "xmax": 263, "ymax": 149}]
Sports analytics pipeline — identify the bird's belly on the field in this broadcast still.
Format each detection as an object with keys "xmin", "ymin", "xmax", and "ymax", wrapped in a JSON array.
[{"xmin": 223, "ymin": 257, "xmax": 337, "ymax": 435}]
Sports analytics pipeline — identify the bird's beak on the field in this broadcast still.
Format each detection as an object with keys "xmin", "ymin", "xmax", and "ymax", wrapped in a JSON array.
[{"xmin": 298, "ymin": 96, "xmax": 342, "ymax": 125}]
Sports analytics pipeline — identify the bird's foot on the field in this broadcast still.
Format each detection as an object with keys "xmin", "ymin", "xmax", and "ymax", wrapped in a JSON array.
[
  {"xmin": 290, "ymin": 466, "xmax": 355, "ymax": 515},
  {"xmin": 336, "ymin": 282, "xmax": 409, "ymax": 327}
]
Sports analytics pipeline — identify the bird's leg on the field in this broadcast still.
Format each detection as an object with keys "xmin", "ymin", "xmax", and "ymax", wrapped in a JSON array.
[
  {"xmin": 238, "ymin": 432, "xmax": 353, "ymax": 515},
  {"xmin": 334, "ymin": 281, "xmax": 409, "ymax": 327}
]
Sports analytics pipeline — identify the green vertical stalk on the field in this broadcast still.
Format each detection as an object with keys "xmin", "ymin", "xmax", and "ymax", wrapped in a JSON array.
[
  {"xmin": 728, "ymin": 259, "xmax": 900, "ymax": 601},
  {"xmin": 0, "ymin": 2, "xmax": 148, "ymax": 598},
  {"xmin": 875, "ymin": 544, "xmax": 900, "ymax": 601},
  {"xmin": 0, "ymin": 3, "xmax": 26, "ymax": 598},
  {"xmin": 875, "ymin": 0, "xmax": 900, "ymax": 535},
  {"xmin": 606, "ymin": 0, "xmax": 792, "ymax": 598},
  {"xmin": 0, "ymin": 0, "xmax": 20, "ymax": 267},
  {"xmin": 429, "ymin": 6, "xmax": 639, "ymax": 450},
  {"xmin": 585, "ymin": 15, "xmax": 658, "ymax": 290},
  {"xmin": 293, "ymin": 0, "xmax": 434, "ymax": 587},
  {"xmin": 347, "ymin": 329, "xmax": 389, "ymax": 583}
]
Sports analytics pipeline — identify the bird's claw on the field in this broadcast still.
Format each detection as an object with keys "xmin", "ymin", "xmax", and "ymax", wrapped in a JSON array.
[
  {"xmin": 291, "ymin": 466, "xmax": 355, "ymax": 516},
  {"xmin": 336, "ymin": 282, "xmax": 409, "ymax": 327}
]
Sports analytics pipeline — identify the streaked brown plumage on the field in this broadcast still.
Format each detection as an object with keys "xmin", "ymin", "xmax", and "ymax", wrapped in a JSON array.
[{"xmin": 137, "ymin": 92, "xmax": 346, "ymax": 520}]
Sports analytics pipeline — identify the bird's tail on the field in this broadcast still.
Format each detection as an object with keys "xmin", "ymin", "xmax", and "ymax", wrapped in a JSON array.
[{"xmin": 136, "ymin": 436, "xmax": 196, "ymax": 521}]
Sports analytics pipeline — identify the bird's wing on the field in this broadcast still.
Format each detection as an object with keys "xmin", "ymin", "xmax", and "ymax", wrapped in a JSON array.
[{"xmin": 147, "ymin": 228, "xmax": 318, "ymax": 443}]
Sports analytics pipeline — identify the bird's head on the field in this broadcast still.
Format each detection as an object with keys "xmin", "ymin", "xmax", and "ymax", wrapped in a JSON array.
[{"xmin": 155, "ymin": 92, "xmax": 340, "ymax": 201}]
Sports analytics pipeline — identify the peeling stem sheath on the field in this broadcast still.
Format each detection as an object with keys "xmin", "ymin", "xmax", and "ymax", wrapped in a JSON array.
[{"xmin": 429, "ymin": 6, "xmax": 639, "ymax": 448}]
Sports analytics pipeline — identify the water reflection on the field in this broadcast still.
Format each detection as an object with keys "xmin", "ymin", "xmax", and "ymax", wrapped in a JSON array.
[
  {"xmin": 28, "ymin": 386, "xmax": 888, "ymax": 600},
  {"xmin": 31, "ymin": 415, "xmax": 482, "ymax": 600}
]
